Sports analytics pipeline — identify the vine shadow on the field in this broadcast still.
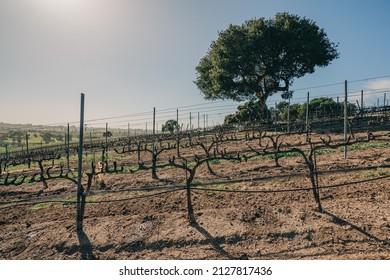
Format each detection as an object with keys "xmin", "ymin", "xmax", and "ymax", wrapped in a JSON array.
[
  {"xmin": 323, "ymin": 210, "xmax": 389, "ymax": 245},
  {"xmin": 77, "ymin": 229, "xmax": 96, "ymax": 260},
  {"xmin": 191, "ymin": 222, "xmax": 245, "ymax": 260}
]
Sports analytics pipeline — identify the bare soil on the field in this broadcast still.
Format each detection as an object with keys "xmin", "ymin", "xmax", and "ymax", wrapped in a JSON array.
[{"xmin": 1, "ymin": 132, "xmax": 390, "ymax": 260}]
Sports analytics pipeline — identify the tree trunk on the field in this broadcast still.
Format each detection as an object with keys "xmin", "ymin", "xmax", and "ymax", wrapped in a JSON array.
[{"xmin": 256, "ymin": 84, "xmax": 267, "ymax": 128}]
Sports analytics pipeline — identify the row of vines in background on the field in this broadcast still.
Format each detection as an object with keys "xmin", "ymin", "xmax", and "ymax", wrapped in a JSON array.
[
  {"xmin": 2, "ymin": 103, "xmax": 390, "ymax": 164},
  {"xmin": 2, "ymin": 118, "xmax": 390, "ymax": 227},
  {"xmin": 2, "ymin": 109, "xmax": 390, "ymax": 172}
]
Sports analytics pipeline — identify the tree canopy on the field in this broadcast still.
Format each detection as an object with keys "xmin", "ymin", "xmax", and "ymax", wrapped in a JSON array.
[
  {"xmin": 225, "ymin": 97, "xmax": 356, "ymax": 125},
  {"xmin": 195, "ymin": 12, "xmax": 339, "ymax": 119},
  {"xmin": 224, "ymin": 100, "xmax": 270, "ymax": 124},
  {"xmin": 162, "ymin": 119, "xmax": 180, "ymax": 134}
]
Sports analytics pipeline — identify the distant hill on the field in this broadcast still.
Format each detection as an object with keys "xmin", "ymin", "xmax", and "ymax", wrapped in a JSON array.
[{"xmin": 0, "ymin": 122, "xmax": 75, "ymax": 132}]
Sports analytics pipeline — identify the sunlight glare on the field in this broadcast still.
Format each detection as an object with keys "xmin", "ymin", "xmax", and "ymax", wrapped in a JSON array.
[{"xmin": 36, "ymin": 0, "xmax": 90, "ymax": 11}]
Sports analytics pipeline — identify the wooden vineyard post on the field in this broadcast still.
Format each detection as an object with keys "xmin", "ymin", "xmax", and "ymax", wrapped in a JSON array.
[{"xmin": 76, "ymin": 93, "xmax": 86, "ymax": 232}]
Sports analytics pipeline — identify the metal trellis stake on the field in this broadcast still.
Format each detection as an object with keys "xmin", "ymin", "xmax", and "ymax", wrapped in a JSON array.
[
  {"xmin": 26, "ymin": 134, "xmax": 30, "ymax": 168},
  {"xmin": 305, "ymin": 92, "xmax": 310, "ymax": 141},
  {"xmin": 67, "ymin": 123, "xmax": 70, "ymax": 170},
  {"xmin": 189, "ymin": 112, "xmax": 192, "ymax": 132},
  {"xmin": 287, "ymin": 97, "xmax": 291, "ymax": 133},
  {"xmin": 76, "ymin": 93, "xmax": 85, "ymax": 232},
  {"xmin": 176, "ymin": 109, "xmax": 180, "ymax": 157},
  {"xmin": 344, "ymin": 80, "xmax": 348, "ymax": 159},
  {"xmin": 105, "ymin": 122, "xmax": 108, "ymax": 160}
]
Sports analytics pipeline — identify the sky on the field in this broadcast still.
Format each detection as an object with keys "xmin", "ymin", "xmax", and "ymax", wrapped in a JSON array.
[{"xmin": 1, "ymin": 0, "xmax": 390, "ymax": 129}]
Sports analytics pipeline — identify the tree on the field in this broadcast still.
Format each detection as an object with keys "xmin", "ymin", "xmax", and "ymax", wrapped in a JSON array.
[
  {"xmin": 195, "ymin": 13, "xmax": 339, "ymax": 122},
  {"xmin": 276, "ymin": 101, "xmax": 289, "ymax": 114},
  {"xmin": 41, "ymin": 132, "xmax": 53, "ymax": 144},
  {"xmin": 103, "ymin": 131, "xmax": 113, "ymax": 138},
  {"xmin": 280, "ymin": 103, "xmax": 301, "ymax": 121},
  {"xmin": 298, "ymin": 97, "xmax": 356, "ymax": 119},
  {"xmin": 162, "ymin": 119, "xmax": 180, "ymax": 134},
  {"xmin": 298, "ymin": 97, "xmax": 339, "ymax": 118},
  {"xmin": 224, "ymin": 100, "xmax": 270, "ymax": 124},
  {"xmin": 276, "ymin": 101, "xmax": 290, "ymax": 121}
]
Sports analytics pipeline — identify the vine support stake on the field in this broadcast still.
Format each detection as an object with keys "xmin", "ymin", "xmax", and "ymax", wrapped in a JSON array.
[
  {"xmin": 152, "ymin": 107, "xmax": 158, "ymax": 179},
  {"xmin": 203, "ymin": 114, "xmax": 206, "ymax": 133},
  {"xmin": 76, "ymin": 93, "xmax": 86, "ymax": 232},
  {"xmin": 287, "ymin": 97, "xmax": 291, "ymax": 133},
  {"xmin": 176, "ymin": 109, "xmax": 180, "ymax": 157},
  {"xmin": 105, "ymin": 122, "xmax": 108, "ymax": 161},
  {"xmin": 361, "ymin": 90, "xmax": 364, "ymax": 118},
  {"xmin": 67, "ymin": 123, "xmax": 70, "ymax": 170},
  {"xmin": 26, "ymin": 134, "xmax": 30, "ymax": 168},
  {"xmin": 305, "ymin": 92, "xmax": 310, "ymax": 142},
  {"xmin": 198, "ymin": 112, "xmax": 200, "ymax": 130},
  {"xmin": 344, "ymin": 80, "xmax": 348, "ymax": 159},
  {"xmin": 189, "ymin": 112, "xmax": 192, "ymax": 132}
]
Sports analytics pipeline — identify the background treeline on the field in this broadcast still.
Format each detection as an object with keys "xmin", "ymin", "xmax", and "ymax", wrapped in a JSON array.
[{"xmin": 224, "ymin": 97, "xmax": 357, "ymax": 124}]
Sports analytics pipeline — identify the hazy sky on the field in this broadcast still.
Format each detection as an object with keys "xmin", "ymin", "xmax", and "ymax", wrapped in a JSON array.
[{"xmin": 1, "ymin": 0, "xmax": 390, "ymax": 128}]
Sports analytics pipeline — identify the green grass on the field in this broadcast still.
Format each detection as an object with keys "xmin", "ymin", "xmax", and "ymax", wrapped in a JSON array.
[
  {"xmin": 346, "ymin": 142, "xmax": 390, "ymax": 151},
  {"xmin": 0, "ymin": 202, "xmax": 16, "ymax": 209},
  {"xmin": 192, "ymin": 179, "xmax": 204, "ymax": 186},
  {"xmin": 377, "ymin": 168, "xmax": 390, "ymax": 177},
  {"xmin": 315, "ymin": 148, "xmax": 334, "ymax": 155},
  {"xmin": 250, "ymin": 151, "xmax": 301, "ymax": 161},
  {"xmin": 361, "ymin": 168, "xmax": 390, "ymax": 179},
  {"xmin": 30, "ymin": 202, "xmax": 59, "ymax": 211}
]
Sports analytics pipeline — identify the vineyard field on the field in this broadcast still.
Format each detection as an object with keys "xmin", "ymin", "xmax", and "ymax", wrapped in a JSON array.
[{"xmin": 1, "ymin": 130, "xmax": 390, "ymax": 260}]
